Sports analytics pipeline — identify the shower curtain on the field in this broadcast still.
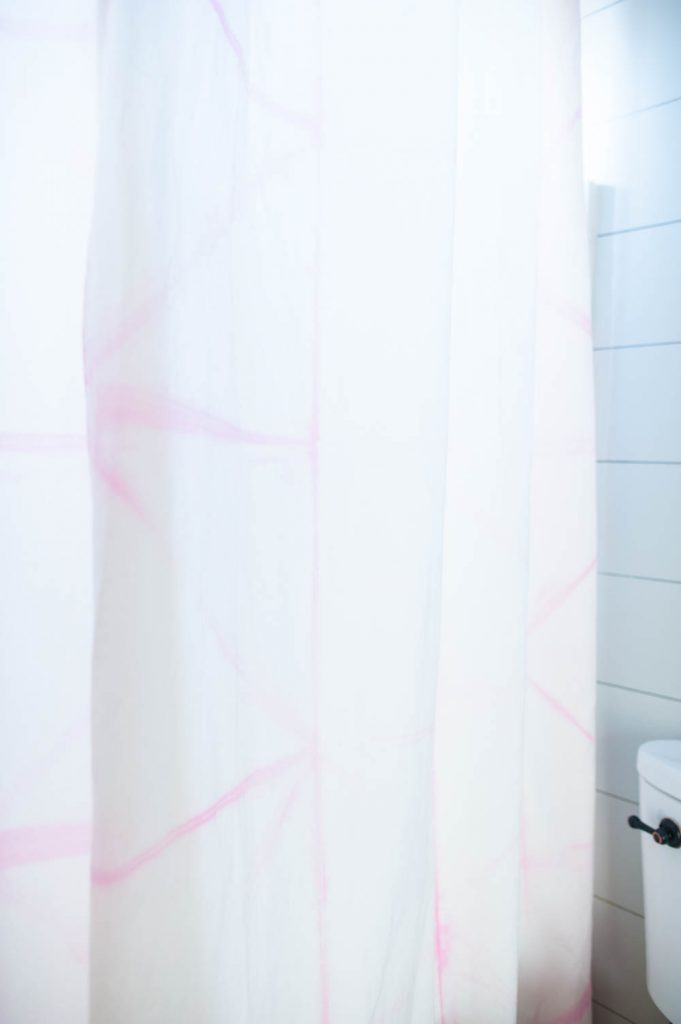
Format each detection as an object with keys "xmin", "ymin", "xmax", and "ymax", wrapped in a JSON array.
[{"xmin": 0, "ymin": 0, "xmax": 595, "ymax": 1022}]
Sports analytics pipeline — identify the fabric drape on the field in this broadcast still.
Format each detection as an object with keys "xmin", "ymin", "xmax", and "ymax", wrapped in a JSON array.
[{"xmin": 1, "ymin": 1, "xmax": 595, "ymax": 1021}]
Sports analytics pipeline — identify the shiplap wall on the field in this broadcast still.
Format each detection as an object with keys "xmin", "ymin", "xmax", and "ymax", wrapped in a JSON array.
[{"xmin": 582, "ymin": 1, "xmax": 681, "ymax": 1022}]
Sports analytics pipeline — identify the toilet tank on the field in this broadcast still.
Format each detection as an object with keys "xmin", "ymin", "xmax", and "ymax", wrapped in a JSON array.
[{"xmin": 636, "ymin": 740, "xmax": 681, "ymax": 1022}]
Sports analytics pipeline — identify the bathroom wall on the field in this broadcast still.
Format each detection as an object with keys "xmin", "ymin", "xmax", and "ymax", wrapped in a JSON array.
[{"xmin": 581, "ymin": 1, "xmax": 681, "ymax": 1022}]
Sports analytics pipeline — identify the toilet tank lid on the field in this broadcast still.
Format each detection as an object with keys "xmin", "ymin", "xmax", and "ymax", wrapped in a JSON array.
[{"xmin": 638, "ymin": 740, "xmax": 681, "ymax": 796}]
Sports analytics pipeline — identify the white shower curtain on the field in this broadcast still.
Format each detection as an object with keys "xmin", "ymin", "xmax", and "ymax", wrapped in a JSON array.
[{"xmin": 0, "ymin": 1, "xmax": 595, "ymax": 1022}]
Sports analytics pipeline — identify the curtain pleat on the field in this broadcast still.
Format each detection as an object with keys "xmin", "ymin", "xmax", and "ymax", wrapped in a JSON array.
[{"xmin": 0, "ymin": 1, "xmax": 594, "ymax": 1021}]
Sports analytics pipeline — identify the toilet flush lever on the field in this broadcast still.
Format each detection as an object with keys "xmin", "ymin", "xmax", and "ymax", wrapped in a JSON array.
[{"xmin": 628, "ymin": 815, "xmax": 681, "ymax": 848}]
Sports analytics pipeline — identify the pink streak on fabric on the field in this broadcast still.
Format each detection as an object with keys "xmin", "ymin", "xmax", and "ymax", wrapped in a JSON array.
[
  {"xmin": 546, "ymin": 982, "xmax": 592, "ymax": 1024},
  {"xmin": 91, "ymin": 751, "xmax": 308, "ymax": 886},
  {"xmin": 530, "ymin": 678, "xmax": 594, "ymax": 743},
  {"xmin": 207, "ymin": 0, "xmax": 320, "ymax": 134},
  {"xmin": 89, "ymin": 410, "xmax": 131, "ymax": 514},
  {"xmin": 97, "ymin": 385, "xmax": 308, "ymax": 450},
  {"xmin": 0, "ymin": 432, "xmax": 86, "ymax": 454},
  {"xmin": 89, "ymin": 428, "xmax": 298, "ymax": 742},
  {"xmin": 311, "ymin": 751, "xmax": 330, "ymax": 1024},
  {"xmin": 528, "ymin": 558, "xmax": 596, "ymax": 634},
  {"xmin": 206, "ymin": 0, "xmax": 247, "ymax": 73},
  {"xmin": 249, "ymin": 774, "xmax": 306, "ymax": 885},
  {"xmin": 89, "ymin": 442, "xmax": 150, "ymax": 524},
  {"xmin": 92, "ymin": 435, "xmax": 310, "ymax": 746},
  {"xmin": 85, "ymin": 149, "xmax": 313, "ymax": 382},
  {"xmin": 0, "ymin": 822, "xmax": 91, "ymax": 870},
  {"xmin": 84, "ymin": 213, "xmax": 231, "ymax": 382},
  {"xmin": 434, "ymin": 897, "xmax": 452, "ymax": 975},
  {"xmin": 88, "ymin": 437, "xmax": 313, "ymax": 760},
  {"xmin": 206, "ymin": 615, "xmax": 312, "ymax": 743},
  {"xmin": 433, "ymin": 784, "xmax": 447, "ymax": 1024},
  {"xmin": 84, "ymin": 282, "xmax": 170, "ymax": 383}
]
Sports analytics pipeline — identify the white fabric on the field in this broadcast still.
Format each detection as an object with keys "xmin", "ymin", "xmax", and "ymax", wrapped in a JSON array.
[
  {"xmin": 0, "ymin": 3, "xmax": 95, "ymax": 1022},
  {"xmin": 0, "ymin": 1, "xmax": 595, "ymax": 1022}
]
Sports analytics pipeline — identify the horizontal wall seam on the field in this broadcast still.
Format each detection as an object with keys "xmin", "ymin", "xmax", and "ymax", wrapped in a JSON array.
[
  {"xmin": 599, "ymin": 570, "xmax": 681, "ymax": 586},
  {"xmin": 597, "ymin": 459, "xmax": 681, "ymax": 465},
  {"xmin": 594, "ymin": 894, "xmax": 644, "ymax": 919},
  {"xmin": 593, "ymin": 340, "xmax": 681, "ymax": 352},
  {"xmin": 597, "ymin": 679, "xmax": 681, "ymax": 706},
  {"xmin": 598, "ymin": 217, "xmax": 681, "ymax": 239},
  {"xmin": 586, "ymin": 94, "xmax": 681, "ymax": 126},
  {"xmin": 592, "ymin": 998, "xmax": 639, "ymax": 1024},
  {"xmin": 596, "ymin": 787, "xmax": 637, "ymax": 807}
]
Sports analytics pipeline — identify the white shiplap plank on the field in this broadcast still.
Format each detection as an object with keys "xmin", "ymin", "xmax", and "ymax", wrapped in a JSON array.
[
  {"xmin": 582, "ymin": 0, "xmax": 681, "ymax": 122},
  {"xmin": 586, "ymin": 103, "xmax": 681, "ymax": 235},
  {"xmin": 586, "ymin": 2, "xmax": 681, "ymax": 1020},
  {"xmin": 592, "ymin": 222, "xmax": 681, "ymax": 349},
  {"xmin": 594, "ymin": 790, "xmax": 644, "ymax": 916},
  {"xmin": 598, "ymin": 575, "xmax": 681, "ymax": 702},
  {"xmin": 592, "ymin": 899, "xmax": 668, "ymax": 1024},
  {"xmin": 596, "ymin": 682, "xmax": 681, "ymax": 801},
  {"xmin": 598, "ymin": 463, "xmax": 681, "ymax": 581},
  {"xmin": 595, "ymin": 344, "xmax": 681, "ymax": 462}
]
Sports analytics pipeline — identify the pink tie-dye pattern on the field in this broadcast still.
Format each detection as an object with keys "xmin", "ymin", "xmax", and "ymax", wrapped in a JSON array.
[
  {"xmin": 546, "ymin": 982, "xmax": 592, "ymax": 1024},
  {"xmin": 206, "ymin": 616, "xmax": 313, "ymax": 743},
  {"xmin": 89, "ymin": 439, "xmax": 151, "ymax": 524},
  {"xmin": 248, "ymin": 775, "xmax": 307, "ymax": 885},
  {"xmin": 84, "ymin": 213, "xmax": 235, "ymax": 383},
  {"xmin": 91, "ymin": 751, "xmax": 308, "ymax": 886},
  {"xmin": 61, "ymin": 0, "xmax": 594, "ymax": 1017},
  {"xmin": 528, "ymin": 558, "xmax": 597, "ymax": 634},
  {"xmin": 0, "ymin": 822, "xmax": 91, "ymax": 870},
  {"xmin": 84, "ymin": 282, "xmax": 172, "ymax": 384},
  {"xmin": 88, "ymin": 404, "xmax": 315, "ymax": 755},
  {"xmin": 84, "ymin": 145, "xmax": 317, "ymax": 384},
  {"xmin": 207, "ymin": 0, "xmax": 320, "ymax": 134},
  {"xmin": 530, "ymin": 678, "xmax": 594, "ymax": 743},
  {"xmin": 97, "ymin": 385, "xmax": 308, "ymax": 450}
]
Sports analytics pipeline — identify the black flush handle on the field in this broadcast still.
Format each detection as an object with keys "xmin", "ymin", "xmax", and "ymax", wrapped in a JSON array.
[{"xmin": 628, "ymin": 815, "xmax": 681, "ymax": 848}]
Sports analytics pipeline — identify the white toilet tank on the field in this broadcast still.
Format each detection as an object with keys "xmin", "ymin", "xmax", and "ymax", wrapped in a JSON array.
[{"xmin": 634, "ymin": 740, "xmax": 681, "ymax": 1022}]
